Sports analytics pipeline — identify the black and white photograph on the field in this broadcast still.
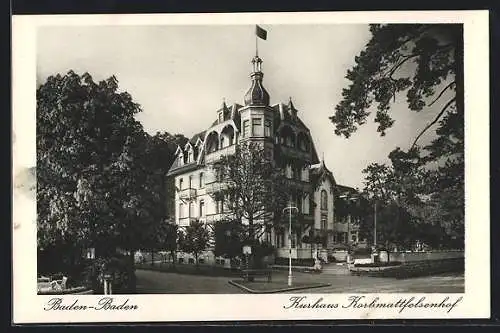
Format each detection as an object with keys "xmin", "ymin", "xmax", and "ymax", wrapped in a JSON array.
[{"xmin": 12, "ymin": 11, "xmax": 489, "ymax": 322}]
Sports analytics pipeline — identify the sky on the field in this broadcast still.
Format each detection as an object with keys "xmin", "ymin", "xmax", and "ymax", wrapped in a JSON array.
[{"xmin": 36, "ymin": 24, "xmax": 443, "ymax": 189}]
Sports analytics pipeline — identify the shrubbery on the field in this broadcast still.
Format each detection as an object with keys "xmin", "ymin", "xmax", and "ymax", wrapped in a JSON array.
[{"xmin": 82, "ymin": 255, "xmax": 135, "ymax": 294}]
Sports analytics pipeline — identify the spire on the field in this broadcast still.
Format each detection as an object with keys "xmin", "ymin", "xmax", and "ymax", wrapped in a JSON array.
[
  {"xmin": 222, "ymin": 97, "xmax": 229, "ymax": 112},
  {"xmin": 288, "ymin": 97, "xmax": 297, "ymax": 116},
  {"xmin": 243, "ymin": 55, "xmax": 270, "ymax": 106}
]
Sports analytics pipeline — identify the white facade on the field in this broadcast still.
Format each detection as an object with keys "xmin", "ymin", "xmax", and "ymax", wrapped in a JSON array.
[{"xmin": 167, "ymin": 55, "xmax": 356, "ymax": 260}]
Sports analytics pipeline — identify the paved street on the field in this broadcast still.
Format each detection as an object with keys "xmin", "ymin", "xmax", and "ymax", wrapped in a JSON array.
[{"xmin": 135, "ymin": 267, "xmax": 464, "ymax": 294}]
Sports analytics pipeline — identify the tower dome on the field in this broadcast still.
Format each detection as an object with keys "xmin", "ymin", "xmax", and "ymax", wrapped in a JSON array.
[{"xmin": 243, "ymin": 56, "xmax": 270, "ymax": 106}]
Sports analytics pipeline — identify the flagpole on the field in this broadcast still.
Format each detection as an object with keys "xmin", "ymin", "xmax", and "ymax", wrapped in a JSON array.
[{"xmin": 255, "ymin": 33, "xmax": 258, "ymax": 57}]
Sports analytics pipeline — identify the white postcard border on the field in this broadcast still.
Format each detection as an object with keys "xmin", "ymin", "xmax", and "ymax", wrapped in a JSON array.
[{"xmin": 12, "ymin": 11, "xmax": 490, "ymax": 323}]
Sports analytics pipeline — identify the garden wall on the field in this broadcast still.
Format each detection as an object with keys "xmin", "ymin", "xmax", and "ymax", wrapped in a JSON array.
[
  {"xmin": 384, "ymin": 250, "xmax": 464, "ymax": 263},
  {"xmin": 330, "ymin": 250, "xmax": 348, "ymax": 262}
]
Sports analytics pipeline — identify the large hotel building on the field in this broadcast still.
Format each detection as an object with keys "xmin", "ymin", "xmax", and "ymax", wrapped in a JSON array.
[{"xmin": 167, "ymin": 53, "xmax": 360, "ymax": 263}]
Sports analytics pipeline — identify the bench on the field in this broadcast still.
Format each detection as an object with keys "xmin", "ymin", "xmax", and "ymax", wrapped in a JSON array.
[{"xmin": 241, "ymin": 269, "xmax": 272, "ymax": 282}]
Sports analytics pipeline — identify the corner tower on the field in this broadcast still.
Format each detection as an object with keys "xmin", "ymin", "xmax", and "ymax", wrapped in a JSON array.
[{"xmin": 239, "ymin": 55, "xmax": 275, "ymax": 160}]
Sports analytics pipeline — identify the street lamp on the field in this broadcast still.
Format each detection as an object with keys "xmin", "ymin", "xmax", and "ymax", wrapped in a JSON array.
[
  {"xmin": 373, "ymin": 200, "xmax": 377, "ymax": 247},
  {"xmin": 283, "ymin": 200, "xmax": 298, "ymax": 287}
]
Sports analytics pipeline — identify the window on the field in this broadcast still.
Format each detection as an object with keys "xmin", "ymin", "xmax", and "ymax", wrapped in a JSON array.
[
  {"xmin": 303, "ymin": 194, "xmax": 310, "ymax": 214},
  {"xmin": 264, "ymin": 119, "xmax": 272, "ymax": 136},
  {"xmin": 199, "ymin": 172, "xmax": 204, "ymax": 188},
  {"xmin": 252, "ymin": 118, "xmax": 262, "ymax": 136},
  {"xmin": 215, "ymin": 168, "xmax": 223, "ymax": 182},
  {"xmin": 276, "ymin": 232, "xmax": 285, "ymax": 248},
  {"xmin": 301, "ymin": 168, "xmax": 309, "ymax": 182},
  {"xmin": 189, "ymin": 175, "xmax": 193, "ymax": 189},
  {"xmin": 216, "ymin": 199, "xmax": 221, "ymax": 214},
  {"xmin": 179, "ymin": 203, "xmax": 184, "ymax": 218},
  {"xmin": 199, "ymin": 200, "xmax": 205, "ymax": 217},
  {"xmin": 189, "ymin": 202, "xmax": 195, "ymax": 217},
  {"xmin": 187, "ymin": 149, "xmax": 193, "ymax": 163},
  {"xmin": 321, "ymin": 214, "xmax": 327, "ymax": 230},
  {"xmin": 285, "ymin": 165, "xmax": 292, "ymax": 179},
  {"xmin": 179, "ymin": 178, "xmax": 184, "ymax": 190},
  {"xmin": 321, "ymin": 190, "xmax": 328, "ymax": 210},
  {"xmin": 243, "ymin": 120, "xmax": 250, "ymax": 137},
  {"xmin": 219, "ymin": 112, "xmax": 223, "ymax": 123},
  {"xmin": 296, "ymin": 195, "xmax": 302, "ymax": 213},
  {"xmin": 221, "ymin": 197, "xmax": 226, "ymax": 213}
]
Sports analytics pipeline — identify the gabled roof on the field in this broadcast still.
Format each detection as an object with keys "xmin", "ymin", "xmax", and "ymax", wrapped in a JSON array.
[
  {"xmin": 336, "ymin": 184, "xmax": 358, "ymax": 196},
  {"xmin": 310, "ymin": 160, "xmax": 336, "ymax": 191},
  {"xmin": 190, "ymin": 131, "xmax": 206, "ymax": 144}
]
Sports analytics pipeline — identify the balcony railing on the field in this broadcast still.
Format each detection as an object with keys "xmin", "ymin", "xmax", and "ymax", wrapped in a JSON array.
[
  {"xmin": 178, "ymin": 188, "xmax": 197, "ymax": 200},
  {"xmin": 178, "ymin": 217, "xmax": 197, "ymax": 227},
  {"xmin": 283, "ymin": 178, "xmax": 312, "ymax": 192},
  {"xmin": 205, "ymin": 145, "xmax": 236, "ymax": 163},
  {"xmin": 333, "ymin": 222, "xmax": 359, "ymax": 233},
  {"xmin": 280, "ymin": 145, "xmax": 311, "ymax": 161},
  {"xmin": 205, "ymin": 182, "xmax": 229, "ymax": 194}
]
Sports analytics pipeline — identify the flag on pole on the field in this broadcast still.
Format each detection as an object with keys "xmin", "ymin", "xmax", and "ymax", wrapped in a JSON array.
[{"xmin": 256, "ymin": 25, "xmax": 267, "ymax": 40}]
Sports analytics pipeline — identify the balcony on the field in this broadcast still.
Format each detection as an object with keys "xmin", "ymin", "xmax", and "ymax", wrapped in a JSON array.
[
  {"xmin": 178, "ymin": 188, "xmax": 197, "ymax": 200},
  {"xmin": 280, "ymin": 145, "xmax": 311, "ymax": 161},
  {"xmin": 283, "ymin": 178, "xmax": 312, "ymax": 192},
  {"xmin": 205, "ymin": 145, "xmax": 236, "ymax": 163},
  {"xmin": 204, "ymin": 213, "xmax": 226, "ymax": 224},
  {"xmin": 333, "ymin": 221, "xmax": 359, "ymax": 233},
  {"xmin": 205, "ymin": 182, "xmax": 229, "ymax": 194},
  {"xmin": 178, "ymin": 217, "xmax": 197, "ymax": 227}
]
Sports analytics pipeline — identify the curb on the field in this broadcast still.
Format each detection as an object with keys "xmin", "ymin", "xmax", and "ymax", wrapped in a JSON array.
[{"xmin": 228, "ymin": 280, "xmax": 331, "ymax": 293}]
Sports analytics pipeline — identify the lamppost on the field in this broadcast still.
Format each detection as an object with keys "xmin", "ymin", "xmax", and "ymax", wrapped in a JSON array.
[
  {"xmin": 283, "ymin": 201, "xmax": 298, "ymax": 287},
  {"xmin": 373, "ymin": 200, "xmax": 377, "ymax": 247}
]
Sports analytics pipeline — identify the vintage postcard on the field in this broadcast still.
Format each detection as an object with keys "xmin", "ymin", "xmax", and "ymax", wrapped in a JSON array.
[{"xmin": 12, "ymin": 11, "xmax": 489, "ymax": 323}]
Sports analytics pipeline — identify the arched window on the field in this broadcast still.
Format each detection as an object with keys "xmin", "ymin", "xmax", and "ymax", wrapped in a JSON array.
[
  {"xmin": 205, "ymin": 131, "xmax": 219, "ymax": 153},
  {"xmin": 321, "ymin": 190, "xmax": 328, "ymax": 210}
]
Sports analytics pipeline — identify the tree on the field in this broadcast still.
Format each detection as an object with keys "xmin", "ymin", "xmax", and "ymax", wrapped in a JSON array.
[
  {"xmin": 330, "ymin": 24, "xmax": 462, "ymax": 141},
  {"xmin": 36, "ymin": 71, "xmax": 181, "ymax": 277},
  {"xmin": 214, "ymin": 220, "xmax": 244, "ymax": 264},
  {"xmin": 163, "ymin": 222, "xmax": 180, "ymax": 268},
  {"xmin": 330, "ymin": 24, "xmax": 464, "ymax": 246},
  {"xmin": 179, "ymin": 220, "xmax": 210, "ymax": 269},
  {"xmin": 210, "ymin": 142, "xmax": 290, "ymax": 242}
]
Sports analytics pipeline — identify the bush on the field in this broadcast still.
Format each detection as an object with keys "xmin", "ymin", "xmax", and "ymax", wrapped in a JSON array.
[
  {"xmin": 82, "ymin": 255, "xmax": 135, "ymax": 294},
  {"xmin": 327, "ymin": 256, "xmax": 337, "ymax": 263}
]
